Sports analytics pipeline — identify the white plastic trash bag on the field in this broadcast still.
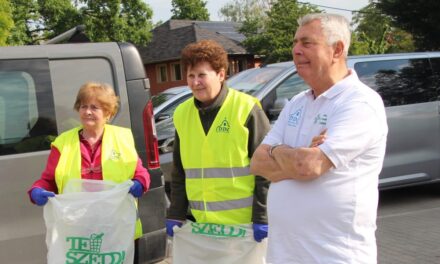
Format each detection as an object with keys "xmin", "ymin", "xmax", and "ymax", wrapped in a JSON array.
[
  {"xmin": 173, "ymin": 221, "xmax": 267, "ymax": 264},
  {"xmin": 44, "ymin": 179, "xmax": 137, "ymax": 264}
]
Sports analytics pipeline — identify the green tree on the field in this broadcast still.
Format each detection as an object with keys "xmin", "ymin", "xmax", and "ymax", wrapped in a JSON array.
[
  {"xmin": 7, "ymin": 0, "xmax": 153, "ymax": 45},
  {"xmin": 0, "ymin": 0, "xmax": 14, "ymax": 45},
  {"xmin": 350, "ymin": 2, "xmax": 414, "ymax": 55},
  {"xmin": 7, "ymin": 0, "xmax": 37, "ymax": 45},
  {"xmin": 171, "ymin": 0, "xmax": 209, "ymax": 21},
  {"xmin": 241, "ymin": 0, "xmax": 319, "ymax": 63},
  {"xmin": 219, "ymin": 0, "xmax": 271, "ymax": 22},
  {"xmin": 377, "ymin": 0, "xmax": 440, "ymax": 51}
]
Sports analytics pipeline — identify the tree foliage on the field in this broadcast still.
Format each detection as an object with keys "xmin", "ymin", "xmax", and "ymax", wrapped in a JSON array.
[
  {"xmin": 240, "ymin": 0, "xmax": 319, "ymax": 63},
  {"xmin": 376, "ymin": 0, "xmax": 440, "ymax": 51},
  {"xmin": 0, "ymin": 0, "xmax": 14, "ymax": 45},
  {"xmin": 171, "ymin": 0, "xmax": 209, "ymax": 21},
  {"xmin": 350, "ymin": 2, "xmax": 414, "ymax": 55},
  {"xmin": 219, "ymin": 0, "xmax": 271, "ymax": 23},
  {"xmin": 6, "ymin": 0, "xmax": 153, "ymax": 45}
]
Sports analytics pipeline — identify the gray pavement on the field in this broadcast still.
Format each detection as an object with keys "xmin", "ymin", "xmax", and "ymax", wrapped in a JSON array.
[
  {"xmin": 156, "ymin": 184, "xmax": 440, "ymax": 264},
  {"xmin": 376, "ymin": 185, "xmax": 440, "ymax": 264}
]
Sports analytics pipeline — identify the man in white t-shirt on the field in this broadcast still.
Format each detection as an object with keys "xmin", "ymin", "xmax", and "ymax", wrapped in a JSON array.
[{"xmin": 250, "ymin": 13, "xmax": 388, "ymax": 264}]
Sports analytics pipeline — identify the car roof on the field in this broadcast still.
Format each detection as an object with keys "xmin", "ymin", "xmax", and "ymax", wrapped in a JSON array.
[
  {"xmin": 153, "ymin": 87, "xmax": 192, "ymax": 115},
  {"xmin": 160, "ymin": 86, "xmax": 189, "ymax": 95},
  {"xmin": 262, "ymin": 61, "xmax": 294, "ymax": 68}
]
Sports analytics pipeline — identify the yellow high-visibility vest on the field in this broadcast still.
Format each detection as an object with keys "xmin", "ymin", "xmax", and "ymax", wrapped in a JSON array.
[
  {"xmin": 174, "ymin": 89, "xmax": 261, "ymax": 224},
  {"xmin": 53, "ymin": 124, "xmax": 142, "ymax": 239}
]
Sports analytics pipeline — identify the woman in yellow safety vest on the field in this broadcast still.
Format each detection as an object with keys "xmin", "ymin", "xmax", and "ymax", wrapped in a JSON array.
[
  {"xmin": 28, "ymin": 82, "xmax": 150, "ymax": 253},
  {"xmin": 166, "ymin": 40, "xmax": 271, "ymax": 244}
]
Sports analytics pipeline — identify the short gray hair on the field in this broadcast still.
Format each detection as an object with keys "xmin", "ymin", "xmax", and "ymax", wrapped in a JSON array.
[{"xmin": 298, "ymin": 13, "xmax": 351, "ymax": 56}]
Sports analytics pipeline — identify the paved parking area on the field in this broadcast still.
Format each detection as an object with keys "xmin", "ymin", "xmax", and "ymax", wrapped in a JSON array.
[
  {"xmin": 157, "ymin": 185, "xmax": 440, "ymax": 264},
  {"xmin": 377, "ymin": 185, "xmax": 440, "ymax": 264}
]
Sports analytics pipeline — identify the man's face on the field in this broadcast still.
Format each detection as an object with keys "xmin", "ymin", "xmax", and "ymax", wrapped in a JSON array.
[
  {"xmin": 292, "ymin": 20, "xmax": 335, "ymax": 85},
  {"xmin": 186, "ymin": 61, "xmax": 225, "ymax": 106}
]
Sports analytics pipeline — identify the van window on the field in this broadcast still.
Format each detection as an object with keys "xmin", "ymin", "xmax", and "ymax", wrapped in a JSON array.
[
  {"xmin": 355, "ymin": 59, "xmax": 436, "ymax": 106},
  {"xmin": 430, "ymin": 57, "xmax": 440, "ymax": 98},
  {"xmin": 50, "ymin": 58, "xmax": 116, "ymax": 133},
  {"xmin": 0, "ymin": 59, "xmax": 57, "ymax": 155}
]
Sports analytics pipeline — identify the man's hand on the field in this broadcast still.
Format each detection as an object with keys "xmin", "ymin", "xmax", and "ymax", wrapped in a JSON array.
[{"xmin": 310, "ymin": 129, "xmax": 327, "ymax": 147}]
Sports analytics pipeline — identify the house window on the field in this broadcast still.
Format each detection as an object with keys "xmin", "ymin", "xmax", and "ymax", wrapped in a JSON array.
[
  {"xmin": 228, "ymin": 59, "xmax": 248, "ymax": 76},
  {"xmin": 171, "ymin": 63, "xmax": 182, "ymax": 81},
  {"xmin": 238, "ymin": 58, "xmax": 247, "ymax": 72},
  {"xmin": 157, "ymin": 64, "xmax": 168, "ymax": 83}
]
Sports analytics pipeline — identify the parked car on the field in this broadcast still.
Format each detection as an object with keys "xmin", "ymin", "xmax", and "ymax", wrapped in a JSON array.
[
  {"xmin": 158, "ymin": 52, "xmax": 440, "ymax": 192},
  {"xmin": 0, "ymin": 41, "xmax": 167, "ymax": 263},
  {"xmin": 152, "ymin": 86, "xmax": 191, "ymax": 123}
]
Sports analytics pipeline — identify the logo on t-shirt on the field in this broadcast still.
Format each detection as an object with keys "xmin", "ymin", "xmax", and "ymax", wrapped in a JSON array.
[
  {"xmin": 216, "ymin": 118, "xmax": 230, "ymax": 133},
  {"xmin": 314, "ymin": 113, "xmax": 328, "ymax": 125},
  {"xmin": 288, "ymin": 107, "xmax": 303, "ymax": 127}
]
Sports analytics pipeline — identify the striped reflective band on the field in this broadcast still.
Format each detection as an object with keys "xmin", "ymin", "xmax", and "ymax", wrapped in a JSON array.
[
  {"xmin": 189, "ymin": 196, "xmax": 253, "ymax": 211},
  {"xmin": 185, "ymin": 167, "xmax": 250, "ymax": 179}
]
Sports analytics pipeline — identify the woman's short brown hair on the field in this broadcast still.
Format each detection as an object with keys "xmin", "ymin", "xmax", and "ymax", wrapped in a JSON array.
[
  {"xmin": 181, "ymin": 39, "xmax": 229, "ymax": 74},
  {"xmin": 73, "ymin": 82, "xmax": 119, "ymax": 118}
]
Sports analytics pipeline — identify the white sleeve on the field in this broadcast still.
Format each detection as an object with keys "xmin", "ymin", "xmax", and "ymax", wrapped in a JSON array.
[{"xmin": 318, "ymin": 101, "xmax": 387, "ymax": 169}]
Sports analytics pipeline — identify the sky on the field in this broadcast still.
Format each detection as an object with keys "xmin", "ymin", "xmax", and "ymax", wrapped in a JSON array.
[{"xmin": 145, "ymin": 0, "xmax": 370, "ymax": 24}]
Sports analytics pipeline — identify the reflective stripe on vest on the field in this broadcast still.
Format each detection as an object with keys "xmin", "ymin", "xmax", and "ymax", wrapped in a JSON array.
[
  {"xmin": 52, "ymin": 124, "xmax": 143, "ymax": 239},
  {"xmin": 185, "ymin": 166, "xmax": 251, "ymax": 179},
  {"xmin": 190, "ymin": 196, "xmax": 253, "ymax": 211},
  {"xmin": 174, "ymin": 88, "xmax": 261, "ymax": 224}
]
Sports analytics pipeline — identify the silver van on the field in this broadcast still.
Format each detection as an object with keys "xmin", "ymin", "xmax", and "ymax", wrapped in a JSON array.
[
  {"xmin": 158, "ymin": 52, "xmax": 440, "ymax": 190},
  {"xmin": 0, "ymin": 42, "xmax": 167, "ymax": 263}
]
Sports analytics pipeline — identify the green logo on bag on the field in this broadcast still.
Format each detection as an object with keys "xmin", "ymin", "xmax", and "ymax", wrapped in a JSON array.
[
  {"xmin": 191, "ymin": 222, "xmax": 246, "ymax": 237},
  {"xmin": 65, "ymin": 233, "xmax": 126, "ymax": 264}
]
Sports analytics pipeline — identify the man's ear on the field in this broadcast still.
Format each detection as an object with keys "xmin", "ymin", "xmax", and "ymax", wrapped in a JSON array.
[{"xmin": 333, "ymin": 40, "xmax": 345, "ymax": 60}]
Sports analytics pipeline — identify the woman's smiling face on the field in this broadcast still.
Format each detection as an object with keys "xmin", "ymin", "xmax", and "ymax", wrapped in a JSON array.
[
  {"xmin": 186, "ymin": 61, "xmax": 225, "ymax": 107},
  {"xmin": 79, "ymin": 98, "xmax": 109, "ymax": 131}
]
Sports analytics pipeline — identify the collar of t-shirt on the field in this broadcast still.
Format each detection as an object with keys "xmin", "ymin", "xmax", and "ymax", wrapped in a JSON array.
[{"xmin": 309, "ymin": 69, "xmax": 358, "ymax": 100}]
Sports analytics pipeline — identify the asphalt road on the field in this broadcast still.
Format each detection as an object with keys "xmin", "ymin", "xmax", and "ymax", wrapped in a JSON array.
[
  {"xmin": 377, "ymin": 183, "xmax": 440, "ymax": 264},
  {"xmin": 157, "ymin": 183, "xmax": 440, "ymax": 264}
]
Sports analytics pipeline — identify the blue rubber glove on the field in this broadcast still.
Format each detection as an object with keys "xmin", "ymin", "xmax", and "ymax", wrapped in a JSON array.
[
  {"xmin": 253, "ymin": 223, "xmax": 268, "ymax": 242},
  {"xmin": 166, "ymin": 219, "xmax": 183, "ymax": 237},
  {"xmin": 31, "ymin": 188, "xmax": 55, "ymax": 206},
  {"xmin": 129, "ymin": 179, "xmax": 144, "ymax": 198}
]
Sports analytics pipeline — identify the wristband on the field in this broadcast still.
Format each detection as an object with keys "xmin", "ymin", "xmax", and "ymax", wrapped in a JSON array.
[{"xmin": 269, "ymin": 143, "xmax": 283, "ymax": 158}]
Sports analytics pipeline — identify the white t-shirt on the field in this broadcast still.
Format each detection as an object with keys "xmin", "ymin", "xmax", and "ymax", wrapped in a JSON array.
[{"xmin": 263, "ymin": 70, "xmax": 388, "ymax": 264}]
